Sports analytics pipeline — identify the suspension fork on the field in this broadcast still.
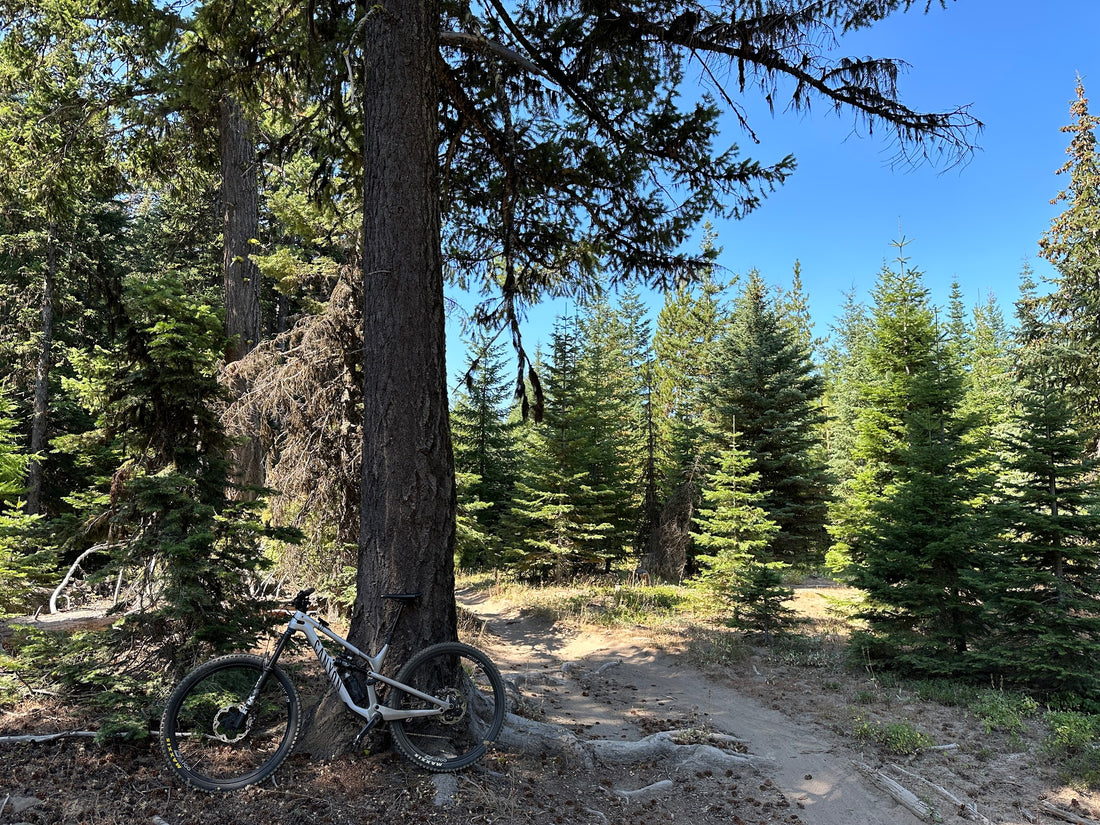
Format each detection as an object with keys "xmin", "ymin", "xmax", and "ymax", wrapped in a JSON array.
[{"xmin": 241, "ymin": 620, "xmax": 298, "ymax": 713}]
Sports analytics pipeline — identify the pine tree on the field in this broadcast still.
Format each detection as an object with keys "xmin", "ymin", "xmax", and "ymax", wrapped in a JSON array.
[
  {"xmin": 505, "ymin": 317, "xmax": 612, "ymax": 578},
  {"xmin": 451, "ymin": 337, "xmax": 520, "ymax": 567},
  {"xmin": 980, "ymin": 280, "xmax": 1100, "ymax": 698},
  {"xmin": 821, "ymin": 291, "xmax": 873, "ymax": 504},
  {"xmin": 706, "ymin": 271, "xmax": 831, "ymax": 565},
  {"xmin": 833, "ymin": 241, "xmax": 993, "ymax": 675},
  {"xmin": 692, "ymin": 438, "xmax": 796, "ymax": 636},
  {"xmin": 1039, "ymin": 77, "xmax": 1100, "ymax": 446},
  {"xmin": 611, "ymin": 286, "xmax": 661, "ymax": 554},
  {"xmin": 454, "ymin": 469, "xmax": 492, "ymax": 567},
  {"xmin": 0, "ymin": 383, "xmax": 44, "ymax": 613},
  {"xmin": 962, "ymin": 291, "xmax": 1014, "ymax": 445},
  {"xmin": 575, "ymin": 294, "xmax": 641, "ymax": 566},
  {"xmin": 645, "ymin": 268, "xmax": 728, "ymax": 579},
  {"xmin": 61, "ymin": 276, "xmax": 297, "ymax": 664},
  {"xmin": 0, "ymin": 10, "xmax": 124, "ymax": 516},
  {"xmin": 653, "ymin": 267, "xmax": 729, "ymax": 479}
]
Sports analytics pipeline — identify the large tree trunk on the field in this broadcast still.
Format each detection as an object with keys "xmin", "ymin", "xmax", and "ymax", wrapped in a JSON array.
[
  {"xmin": 219, "ymin": 96, "xmax": 261, "ymax": 363},
  {"xmin": 350, "ymin": 0, "xmax": 455, "ymax": 662},
  {"xmin": 218, "ymin": 96, "xmax": 264, "ymax": 492},
  {"xmin": 25, "ymin": 220, "xmax": 56, "ymax": 516}
]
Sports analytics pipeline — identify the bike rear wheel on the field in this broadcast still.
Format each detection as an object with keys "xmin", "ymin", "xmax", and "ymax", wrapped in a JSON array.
[
  {"xmin": 160, "ymin": 653, "xmax": 301, "ymax": 792},
  {"xmin": 389, "ymin": 641, "xmax": 506, "ymax": 772}
]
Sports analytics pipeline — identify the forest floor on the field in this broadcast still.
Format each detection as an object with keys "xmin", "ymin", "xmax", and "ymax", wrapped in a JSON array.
[{"xmin": 1, "ymin": 582, "xmax": 1097, "ymax": 825}]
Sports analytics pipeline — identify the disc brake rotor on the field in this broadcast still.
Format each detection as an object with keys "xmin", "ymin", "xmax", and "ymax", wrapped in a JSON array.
[
  {"xmin": 438, "ymin": 688, "xmax": 467, "ymax": 725},
  {"xmin": 213, "ymin": 705, "xmax": 254, "ymax": 743}
]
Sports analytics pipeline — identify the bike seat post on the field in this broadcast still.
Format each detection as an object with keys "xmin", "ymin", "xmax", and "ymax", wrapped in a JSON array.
[{"xmin": 381, "ymin": 593, "xmax": 419, "ymax": 647}]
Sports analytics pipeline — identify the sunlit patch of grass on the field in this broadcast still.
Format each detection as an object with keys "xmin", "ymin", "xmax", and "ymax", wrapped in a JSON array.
[
  {"xmin": 1044, "ymin": 711, "xmax": 1100, "ymax": 788},
  {"xmin": 851, "ymin": 715, "xmax": 934, "ymax": 755},
  {"xmin": 456, "ymin": 569, "xmax": 715, "ymax": 628},
  {"xmin": 683, "ymin": 624, "xmax": 750, "ymax": 669}
]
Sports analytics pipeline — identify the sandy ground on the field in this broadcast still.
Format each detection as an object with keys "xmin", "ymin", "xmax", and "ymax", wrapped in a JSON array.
[{"xmin": 459, "ymin": 586, "xmax": 1099, "ymax": 825}]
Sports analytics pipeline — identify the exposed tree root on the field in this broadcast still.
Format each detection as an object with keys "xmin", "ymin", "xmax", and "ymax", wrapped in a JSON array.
[{"xmin": 495, "ymin": 711, "xmax": 766, "ymax": 788}]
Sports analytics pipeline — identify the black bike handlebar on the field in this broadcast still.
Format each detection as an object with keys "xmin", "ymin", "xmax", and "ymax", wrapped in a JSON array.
[{"xmin": 290, "ymin": 588, "xmax": 315, "ymax": 612}]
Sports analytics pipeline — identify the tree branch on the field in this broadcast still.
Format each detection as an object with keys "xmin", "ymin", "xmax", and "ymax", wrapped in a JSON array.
[{"xmin": 439, "ymin": 31, "xmax": 545, "ymax": 77}]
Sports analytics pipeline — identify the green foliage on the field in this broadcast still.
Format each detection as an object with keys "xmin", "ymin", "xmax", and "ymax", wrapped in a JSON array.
[
  {"xmin": 830, "ymin": 241, "xmax": 994, "ymax": 677},
  {"xmin": 692, "ymin": 438, "xmax": 799, "ymax": 636},
  {"xmin": 10, "ymin": 625, "xmax": 173, "ymax": 741},
  {"xmin": 0, "ymin": 383, "xmax": 46, "ymax": 612},
  {"xmin": 504, "ymin": 306, "xmax": 643, "ymax": 578},
  {"xmin": 852, "ymin": 716, "xmax": 934, "ymax": 755},
  {"xmin": 975, "ymin": 281, "xmax": 1100, "ymax": 699},
  {"xmin": 1044, "ymin": 711, "xmax": 1100, "ymax": 787},
  {"xmin": 704, "ymin": 271, "xmax": 831, "ymax": 565},
  {"xmin": 1039, "ymin": 78, "xmax": 1100, "ymax": 444},
  {"xmin": 452, "ymin": 338, "xmax": 521, "ymax": 567},
  {"xmin": 969, "ymin": 691, "xmax": 1039, "ymax": 736},
  {"xmin": 56, "ymin": 275, "xmax": 298, "ymax": 665}
]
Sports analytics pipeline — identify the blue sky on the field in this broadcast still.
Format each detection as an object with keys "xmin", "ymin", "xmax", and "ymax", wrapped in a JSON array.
[{"xmin": 445, "ymin": 1, "xmax": 1099, "ymax": 376}]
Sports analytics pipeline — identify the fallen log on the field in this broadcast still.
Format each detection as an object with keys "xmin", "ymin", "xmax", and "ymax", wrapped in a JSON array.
[
  {"xmin": 853, "ymin": 761, "xmax": 936, "ymax": 821},
  {"xmin": 889, "ymin": 763, "xmax": 994, "ymax": 825},
  {"xmin": 0, "ymin": 730, "xmax": 97, "ymax": 745},
  {"xmin": 1039, "ymin": 800, "xmax": 1100, "ymax": 825}
]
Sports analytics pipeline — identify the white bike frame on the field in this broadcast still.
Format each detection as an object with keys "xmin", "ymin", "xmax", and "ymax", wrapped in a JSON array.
[{"xmin": 249, "ymin": 609, "xmax": 451, "ymax": 724}]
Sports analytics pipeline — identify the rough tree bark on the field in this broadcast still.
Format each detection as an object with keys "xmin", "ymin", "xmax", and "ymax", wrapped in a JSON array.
[
  {"xmin": 350, "ymin": 0, "xmax": 455, "ymax": 661},
  {"xmin": 218, "ymin": 95, "xmax": 264, "ymax": 492},
  {"xmin": 295, "ymin": 0, "xmax": 454, "ymax": 760},
  {"xmin": 219, "ymin": 96, "xmax": 261, "ymax": 364}
]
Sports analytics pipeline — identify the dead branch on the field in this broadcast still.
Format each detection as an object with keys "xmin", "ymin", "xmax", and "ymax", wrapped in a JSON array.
[
  {"xmin": 888, "ymin": 763, "xmax": 994, "ymax": 825},
  {"xmin": 853, "ymin": 761, "xmax": 936, "ymax": 821},
  {"xmin": 0, "ymin": 730, "xmax": 97, "ymax": 745},
  {"xmin": 50, "ymin": 544, "xmax": 114, "ymax": 613},
  {"xmin": 1039, "ymin": 801, "xmax": 1100, "ymax": 825}
]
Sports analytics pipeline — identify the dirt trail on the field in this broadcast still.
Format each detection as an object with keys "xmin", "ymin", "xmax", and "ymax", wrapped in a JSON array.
[{"xmin": 459, "ymin": 589, "xmax": 926, "ymax": 825}]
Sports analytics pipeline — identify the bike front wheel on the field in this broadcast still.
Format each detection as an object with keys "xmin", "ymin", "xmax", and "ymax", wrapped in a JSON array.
[
  {"xmin": 389, "ymin": 641, "xmax": 506, "ymax": 772},
  {"xmin": 160, "ymin": 653, "xmax": 301, "ymax": 792}
]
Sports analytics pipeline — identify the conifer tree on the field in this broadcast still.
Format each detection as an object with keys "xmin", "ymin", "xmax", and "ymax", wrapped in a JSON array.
[
  {"xmin": 60, "ymin": 276, "xmax": 296, "ymax": 664},
  {"xmin": 0, "ymin": 384, "xmax": 43, "ymax": 613},
  {"xmin": 575, "ymin": 294, "xmax": 641, "ymax": 565},
  {"xmin": 832, "ymin": 242, "xmax": 993, "ymax": 675},
  {"xmin": 692, "ymin": 437, "xmax": 796, "ymax": 636},
  {"xmin": 821, "ymin": 291, "xmax": 873, "ymax": 505},
  {"xmin": 451, "ymin": 337, "xmax": 520, "ymax": 567},
  {"xmin": 0, "ymin": 9, "xmax": 124, "ymax": 515},
  {"xmin": 505, "ymin": 317, "xmax": 612, "ymax": 577},
  {"xmin": 454, "ymin": 470, "xmax": 492, "ymax": 567},
  {"xmin": 980, "ymin": 279, "xmax": 1100, "ymax": 698},
  {"xmin": 645, "ymin": 269, "xmax": 727, "ymax": 579},
  {"xmin": 706, "ymin": 271, "xmax": 831, "ymax": 565},
  {"xmin": 1039, "ymin": 77, "xmax": 1100, "ymax": 447},
  {"xmin": 653, "ymin": 269, "xmax": 728, "ymax": 478}
]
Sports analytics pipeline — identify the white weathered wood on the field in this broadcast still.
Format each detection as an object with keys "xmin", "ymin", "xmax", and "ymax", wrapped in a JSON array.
[
  {"xmin": 1039, "ymin": 801, "xmax": 1100, "ymax": 825},
  {"xmin": 889, "ymin": 763, "xmax": 993, "ymax": 825},
  {"xmin": 49, "ymin": 544, "xmax": 112, "ymax": 613},
  {"xmin": 853, "ymin": 762, "xmax": 936, "ymax": 821},
  {"xmin": 0, "ymin": 730, "xmax": 97, "ymax": 744}
]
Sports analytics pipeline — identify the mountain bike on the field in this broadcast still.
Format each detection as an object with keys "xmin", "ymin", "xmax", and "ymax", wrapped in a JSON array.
[{"xmin": 159, "ymin": 588, "xmax": 506, "ymax": 792}]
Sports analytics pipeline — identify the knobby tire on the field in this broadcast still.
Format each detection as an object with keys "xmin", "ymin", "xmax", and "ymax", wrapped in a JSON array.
[
  {"xmin": 160, "ymin": 653, "xmax": 301, "ymax": 792},
  {"xmin": 389, "ymin": 641, "xmax": 506, "ymax": 772}
]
